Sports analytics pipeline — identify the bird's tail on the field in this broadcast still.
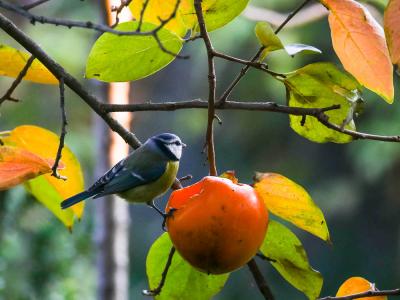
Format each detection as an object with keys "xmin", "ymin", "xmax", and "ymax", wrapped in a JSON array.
[{"xmin": 61, "ymin": 190, "xmax": 94, "ymax": 209}]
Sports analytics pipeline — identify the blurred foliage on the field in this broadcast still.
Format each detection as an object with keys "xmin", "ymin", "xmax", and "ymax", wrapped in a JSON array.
[{"xmin": 0, "ymin": 0, "xmax": 400, "ymax": 299}]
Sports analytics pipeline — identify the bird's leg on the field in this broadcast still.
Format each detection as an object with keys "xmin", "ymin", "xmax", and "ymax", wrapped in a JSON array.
[{"xmin": 147, "ymin": 201, "xmax": 166, "ymax": 217}]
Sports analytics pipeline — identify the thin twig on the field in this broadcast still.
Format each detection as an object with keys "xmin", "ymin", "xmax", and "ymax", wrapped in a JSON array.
[
  {"xmin": 316, "ymin": 112, "xmax": 400, "ymax": 142},
  {"xmin": 213, "ymin": 51, "xmax": 285, "ymax": 78},
  {"xmin": 218, "ymin": 0, "xmax": 312, "ymax": 104},
  {"xmin": 318, "ymin": 288, "xmax": 400, "ymax": 300},
  {"xmin": 247, "ymin": 258, "xmax": 275, "ymax": 300},
  {"xmin": 111, "ymin": 0, "xmax": 133, "ymax": 28},
  {"xmin": 22, "ymin": 0, "xmax": 51, "ymax": 10},
  {"xmin": 51, "ymin": 77, "xmax": 67, "ymax": 180},
  {"xmin": 194, "ymin": 0, "xmax": 217, "ymax": 176},
  {"xmin": 0, "ymin": 54, "xmax": 35, "ymax": 105},
  {"xmin": 142, "ymin": 247, "xmax": 176, "ymax": 296},
  {"xmin": 136, "ymin": 0, "xmax": 149, "ymax": 32},
  {"xmin": 274, "ymin": 0, "xmax": 311, "ymax": 34}
]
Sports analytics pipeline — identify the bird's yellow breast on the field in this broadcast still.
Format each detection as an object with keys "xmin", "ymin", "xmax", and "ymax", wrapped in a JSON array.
[{"xmin": 118, "ymin": 161, "xmax": 179, "ymax": 203}]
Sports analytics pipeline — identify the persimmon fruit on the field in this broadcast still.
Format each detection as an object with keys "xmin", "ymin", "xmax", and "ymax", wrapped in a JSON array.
[
  {"xmin": 336, "ymin": 277, "xmax": 387, "ymax": 300},
  {"xmin": 166, "ymin": 176, "xmax": 269, "ymax": 274}
]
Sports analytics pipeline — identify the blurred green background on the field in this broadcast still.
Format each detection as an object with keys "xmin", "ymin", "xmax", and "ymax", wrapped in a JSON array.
[{"xmin": 1, "ymin": 0, "xmax": 400, "ymax": 299}]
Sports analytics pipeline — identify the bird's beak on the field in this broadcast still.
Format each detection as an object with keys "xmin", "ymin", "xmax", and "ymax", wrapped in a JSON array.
[{"xmin": 182, "ymin": 142, "xmax": 187, "ymax": 148}]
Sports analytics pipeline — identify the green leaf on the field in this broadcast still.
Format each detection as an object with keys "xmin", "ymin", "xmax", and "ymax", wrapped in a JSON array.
[
  {"xmin": 185, "ymin": 0, "xmax": 250, "ymax": 33},
  {"xmin": 254, "ymin": 22, "xmax": 284, "ymax": 60},
  {"xmin": 86, "ymin": 21, "xmax": 183, "ymax": 82},
  {"xmin": 284, "ymin": 43, "xmax": 322, "ymax": 56},
  {"xmin": 260, "ymin": 220, "xmax": 323, "ymax": 300},
  {"xmin": 285, "ymin": 62, "xmax": 362, "ymax": 143},
  {"xmin": 147, "ymin": 233, "xmax": 229, "ymax": 300}
]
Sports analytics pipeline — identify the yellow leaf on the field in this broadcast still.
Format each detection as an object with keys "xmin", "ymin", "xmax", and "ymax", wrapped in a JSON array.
[
  {"xmin": 129, "ymin": 0, "xmax": 189, "ymax": 37},
  {"xmin": 384, "ymin": 0, "xmax": 400, "ymax": 67},
  {"xmin": 336, "ymin": 277, "xmax": 387, "ymax": 300},
  {"xmin": 2, "ymin": 125, "xmax": 84, "ymax": 226},
  {"xmin": 0, "ymin": 146, "xmax": 52, "ymax": 190},
  {"xmin": 322, "ymin": 0, "xmax": 394, "ymax": 103},
  {"xmin": 253, "ymin": 172, "xmax": 330, "ymax": 242},
  {"xmin": 0, "ymin": 44, "xmax": 58, "ymax": 84}
]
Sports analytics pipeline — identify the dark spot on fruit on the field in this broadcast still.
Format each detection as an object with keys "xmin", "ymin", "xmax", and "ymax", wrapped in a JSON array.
[
  {"xmin": 221, "ymin": 205, "xmax": 226, "ymax": 211},
  {"xmin": 93, "ymin": 73, "xmax": 100, "ymax": 77}
]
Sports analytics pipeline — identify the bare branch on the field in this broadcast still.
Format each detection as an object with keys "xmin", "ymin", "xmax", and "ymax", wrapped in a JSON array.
[
  {"xmin": 274, "ymin": 0, "xmax": 312, "ymax": 34},
  {"xmin": 111, "ymin": 0, "xmax": 133, "ymax": 28},
  {"xmin": 22, "ymin": 0, "xmax": 52, "ymax": 10},
  {"xmin": 247, "ymin": 258, "xmax": 275, "ymax": 300},
  {"xmin": 213, "ymin": 50, "xmax": 285, "ymax": 78},
  {"xmin": 142, "ymin": 247, "xmax": 176, "ymax": 297},
  {"xmin": 318, "ymin": 288, "xmax": 400, "ymax": 300},
  {"xmin": 101, "ymin": 99, "xmax": 340, "ymax": 115},
  {"xmin": 218, "ymin": 0, "xmax": 312, "ymax": 104},
  {"xmin": 0, "ymin": 54, "xmax": 35, "ymax": 105},
  {"xmin": 51, "ymin": 77, "xmax": 68, "ymax": 180},
  {"xmin": 136, "ymin": 0, "xmax": 149, "ymax": 32},
  {"xmin": 243, "ymin": 3, "xmax": 326, "ymax": 28},
  {"xmin": 316, "ymin": 112, "xmax": 400, "ymax": 142},
  {"xmin": 194, "ymin": 0, "xmax": 217, "ymax": 176}
]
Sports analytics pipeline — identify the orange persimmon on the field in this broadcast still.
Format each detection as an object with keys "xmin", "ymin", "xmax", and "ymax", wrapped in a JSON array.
[{"xmin": 166, "ymin": 176, "xmax": 269, "ymax": 274}]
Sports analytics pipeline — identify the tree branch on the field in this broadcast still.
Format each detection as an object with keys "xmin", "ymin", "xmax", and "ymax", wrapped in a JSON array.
[
  {"xmin": 0, "ymin": 54, "xmax": 35, "ymax": 105},
  {"xmin": 22, "ymin": 0, "xmax": 51, "ymax": 10},
  {"xmin": 51, "ymin": 77, "xmax": 67, "ymax": 180},
  {"xmin": 110, "ymin": 0, "xmax": 133, "ymax": 28},
  {"xmin": 194, "ymin": 0, "xmax": 217, "ymax": 176},
  {"xmin": 247, "ymin": 258, "xmax": 275, "ymax": 300},
  {"xmin": 218, "ymin": 0, "xmax": 312, "ymax": 104},
  {"xmin": 318, "ymin": 288, "xmax": 400, "ymax": 300}
]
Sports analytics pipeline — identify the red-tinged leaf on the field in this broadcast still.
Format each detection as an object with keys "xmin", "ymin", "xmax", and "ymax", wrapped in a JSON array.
[
  {"xmin": 0, "ymin": 146, "xmax": 52, "ymax": 190},
  {"xmin": 322, "ymin": 0, "xmax": 394, "ymax": 103},
  {"xmin": 1, "ymin": 125, "xmax": 84, "ymax": 228},
  {"xmin": 384, "ymin": 0, "xmax": 400, "ymax": 67}
]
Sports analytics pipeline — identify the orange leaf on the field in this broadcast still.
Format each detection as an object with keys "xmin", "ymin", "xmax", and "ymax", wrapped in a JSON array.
[
  {"xmin": 384, "ymin": 0, "xmax": 400, "ymax": 67},
  {"xmin": 336, "ymin": 277, "xmax": 387, "ymax": 300},
  {"xmin": 2, "ymin": 125, "xmax": 84, "ymax": 227},
  {"xmin": 322, "ymin": 0, "xmax": 394, "ymax": 103},
  {"xmin": 0, "ymin": 146, "xmax": 52, "ymax": 190}
]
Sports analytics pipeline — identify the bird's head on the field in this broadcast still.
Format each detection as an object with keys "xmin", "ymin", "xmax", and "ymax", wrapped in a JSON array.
[{"xmin": 148, "ymin": 133, "xmax": 186, "ymax": 161}]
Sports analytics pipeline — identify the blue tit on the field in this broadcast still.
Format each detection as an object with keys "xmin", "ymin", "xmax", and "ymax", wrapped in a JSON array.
[{"xmin": 60, "ymin": 133, "xmax": 185, "ymax": 212}]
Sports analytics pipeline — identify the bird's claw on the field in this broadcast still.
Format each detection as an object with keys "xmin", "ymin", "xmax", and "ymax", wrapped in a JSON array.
[{"xmin": 162, "ymin": 208, "xmax": 177, "ymax": 232}]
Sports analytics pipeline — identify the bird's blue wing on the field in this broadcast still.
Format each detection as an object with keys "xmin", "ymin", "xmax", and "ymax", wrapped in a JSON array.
[{"xmin": 92, "ymin": 158, "xmax": 167, "ymax": 198}]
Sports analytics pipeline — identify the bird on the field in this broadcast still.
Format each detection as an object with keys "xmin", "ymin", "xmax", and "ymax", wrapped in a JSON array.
[{"xmin": 60, "ymin": 133, "xmax": 185, "ymax": 213}]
